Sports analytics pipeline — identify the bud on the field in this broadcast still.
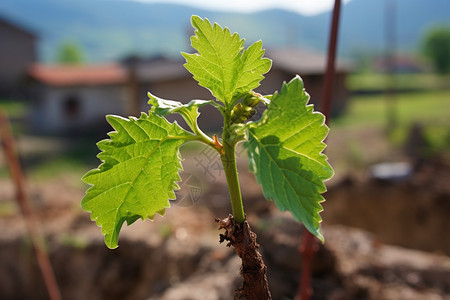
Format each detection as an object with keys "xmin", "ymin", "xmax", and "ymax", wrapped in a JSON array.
[
  {"xmin": 244, "ymin": 108, "xmax": 256, "ymax": 119},
  {"xmin": 242, "ymin": 95, "xmax": 260, "ymax": 107},
  {"xmin": 231, "ymin": 103, "xmax": 244, "ymax": 123},
  {"xmin": 233, "ymin": 103, "xmax": 243, "ymax": 114}
]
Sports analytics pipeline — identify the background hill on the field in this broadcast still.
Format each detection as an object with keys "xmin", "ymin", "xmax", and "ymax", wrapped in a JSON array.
[{"xmin": 0, "ymin": 0, "xmax": 448, "ymax": 62}]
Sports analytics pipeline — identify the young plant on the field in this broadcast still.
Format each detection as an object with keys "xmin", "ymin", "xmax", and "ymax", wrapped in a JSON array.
[{"xmin": 82, "ymin": 15, "xmax": 333, "ymax": 299}]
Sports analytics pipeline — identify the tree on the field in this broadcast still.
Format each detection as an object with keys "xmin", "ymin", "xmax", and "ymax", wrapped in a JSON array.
[
  {"xmin": 422, "ymin": 25, "xmax": 450, "ymax": 74},
  {"xmin": 56, "ymin": 41, "xmax": 84, "ymax": 64}
]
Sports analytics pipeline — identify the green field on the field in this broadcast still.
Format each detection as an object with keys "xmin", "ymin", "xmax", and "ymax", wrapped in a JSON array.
[
  {"xmin": 347, "ymin": 73, "xmax": 450, "ymax": 92},
  {"xmin": 332, "ymin": 90, "xmax": 449, "ymax": 128},
  {"xmin": 331, "ymin": 90, "xmax": 450, "ymax": 161},
  {"xmin": 1, "ymin": 89, "xmax": 448, "ymax": 181},
  {"xmin": 0, "ymin": 99, "xmax": 27, "ymax": 118}
]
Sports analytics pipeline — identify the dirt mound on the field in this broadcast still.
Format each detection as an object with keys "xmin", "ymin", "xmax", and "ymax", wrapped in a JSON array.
[
  {"xmin": 323, "ymin": 159, "xmax": 450, "ymax": 255},
  {"xmin": 0, "ymin": 159, "xmax": 449, "ymax": 299},
  {"xmin": 1, "ymin": 205, "xmax": 449, "ymax": 299}
]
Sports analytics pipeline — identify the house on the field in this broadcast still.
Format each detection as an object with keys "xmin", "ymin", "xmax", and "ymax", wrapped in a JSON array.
[
  {"xmin": 372, "ymin": 54, "xmax": 427, "ymax": 73},
  {"xmin": 123, "ymin": 55, "xmax": 223, "ymax": 131},
  {"xmin": 27, "ymin": 58, "xmax": 216, "ymax": 134},
  {"xmin": 126, "ymin": 50, "xmax": 351, "ymax": 129},
  {"xmin": 0, "ymin": 16, "xmax": 37, "ymax": 97},
  {"xmin": 27, "ymin": 63, "xmax": 128, "ymax": 134},
  {"xmin": 264, "ymin": 48, "xmax": 351, "ymax": 116},
  {"xmin": 27, "ymin": 49, "xmax": 351, "ymax": 134}
]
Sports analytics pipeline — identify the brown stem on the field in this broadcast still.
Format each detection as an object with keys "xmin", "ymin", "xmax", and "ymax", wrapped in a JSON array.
[
  {"xmin": 296, "ymin": 0, "xmax": 342, "ymax": 299},
  {"xmin": 0, "ymin": 110, "xmax": 62, "ymax": 300},
  {"xmin": 320, "ymin": 0, "xmax": 342, "ymax": 118},
  {"xmin": 216, "ymin": 215, "xmax": 272, "ymax": 300},
  {"xmin": 296, "ymin": 231, "xmax": 319, "ymax": 300}
]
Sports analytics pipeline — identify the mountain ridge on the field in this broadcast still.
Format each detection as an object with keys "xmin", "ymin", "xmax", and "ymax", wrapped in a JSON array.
[{"xmin": 0, "ymin": 0, "xmax": 448, "ymax": 63}]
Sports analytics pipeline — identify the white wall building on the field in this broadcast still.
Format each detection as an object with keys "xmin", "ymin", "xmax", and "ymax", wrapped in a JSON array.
[{"xmin": 27, "ymin": 63, "xmax": 128, "ymax": 134}]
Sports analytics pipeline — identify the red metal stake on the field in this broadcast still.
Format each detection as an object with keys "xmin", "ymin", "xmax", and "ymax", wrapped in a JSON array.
[
  {"xmin": 297, "ymin": 0, "xmax": 342, "ymax": 299},
  {"xmin": 297, "ymin": 230, "xmax": 318, "ymax": 300},
  {"xmin": 0, "ymin": 110, "xmax": 62, "ymax": 300},
  {"xmin": 321, "ymin": 0, "xmax": 342, "ymax": 120}
]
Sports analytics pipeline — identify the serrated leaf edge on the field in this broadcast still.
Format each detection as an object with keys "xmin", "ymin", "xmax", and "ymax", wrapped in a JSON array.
[{"xmin": 82, "ymin": 113, "xmax": 191, "ymax": 248}]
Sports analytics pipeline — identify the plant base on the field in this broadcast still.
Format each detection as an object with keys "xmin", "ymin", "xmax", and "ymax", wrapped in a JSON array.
[{"xmin": 216, "ymin": 215, "xmax": 272, "ymax": 300}]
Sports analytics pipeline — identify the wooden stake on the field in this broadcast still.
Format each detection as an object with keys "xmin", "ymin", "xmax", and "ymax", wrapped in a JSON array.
[
  {"xmin": 297, "ymin": 0, "xmax": 342, "ymax": 299},
  {"xmin": 0, "ymin": 110, "xmax": 62, "ymax": 300}
]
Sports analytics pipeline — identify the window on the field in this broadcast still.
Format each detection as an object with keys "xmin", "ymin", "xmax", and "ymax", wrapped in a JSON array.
[{"xmin": 63, "ymin": 95, "xmax": 80, "ymax": 118}]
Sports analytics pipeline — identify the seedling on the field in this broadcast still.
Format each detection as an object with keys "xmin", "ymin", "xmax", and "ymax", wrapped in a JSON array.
[{"xmin": 82, "ymin": 16, "xmax": 333, "ymax": 299}]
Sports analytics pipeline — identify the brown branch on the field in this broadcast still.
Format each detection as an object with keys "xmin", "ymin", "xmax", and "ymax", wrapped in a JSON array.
[
  {"xmin": 298, "ymin": 0, "xmax": 342, "ymax": 299},
  {"xmin": 320, "ymin": 0, "xmax": 342, "ymax": 119},
  {"xmin": 296, "ymin": 231, "xmax": 319, "ymax": 300},
  {"xmin": 0, "ymin": 110, "xmax": 62, "ymax": 300}
]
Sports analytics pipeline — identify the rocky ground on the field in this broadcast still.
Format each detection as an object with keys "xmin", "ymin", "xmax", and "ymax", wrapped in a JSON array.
[{"xmin": 0, "ymin": 159, "xmax": 449, "ymax": 300}]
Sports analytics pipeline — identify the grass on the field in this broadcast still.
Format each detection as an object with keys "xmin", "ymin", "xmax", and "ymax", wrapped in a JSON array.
[
  {"xmin": 0, "ymin": 99, "xmax": 28, "ymax": 118},
  {"xmin": 1, "ymin": 88, "xmax": 448, "ymax": 182},
  {"xmin": 26, "ymin": 157, "xmax": 90, "ymax": 181},
  {"xmin": 331, "ymin": 90, "xmax": 450, "ymax": 129},
  {"xmin": 0, "ymin": 135, "xmax": 101, "ymax": 181},
  {"xmin": 26, "ymin": 137, "xmax": 101, "ymax": 181},
  {"xmin": 330, "ymin": 90, "xmax": 450, "ymax": 162},
  {"xmin": 26, "ymin": 90, "xmax": 449, "ymax": 179},
  {"xmin": 0, "ymin": 149, "xmax": 90, "ymax": 181},
  {"xmin": 347, "ymin": 73, "xmax": 450, "ymax": 92},
  {"xmin": 0, "ymin": 99, "xmax": 29, "ymax": 135}
]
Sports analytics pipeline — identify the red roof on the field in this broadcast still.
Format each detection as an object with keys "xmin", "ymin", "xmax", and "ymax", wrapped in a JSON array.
[{"xmin": 28, "ymin": 63, "xmax": 127, "ymax": 86}]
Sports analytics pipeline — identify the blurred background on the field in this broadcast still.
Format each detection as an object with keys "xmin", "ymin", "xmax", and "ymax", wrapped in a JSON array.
[{"xmin": 0, "ymin": 0, "xmax": 449, "ymax": 299}]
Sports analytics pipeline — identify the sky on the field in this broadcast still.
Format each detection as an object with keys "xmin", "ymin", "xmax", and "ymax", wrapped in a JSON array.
[{"xmin": 131, "ymin": 0, "xmax": 354, "ymax": 16}]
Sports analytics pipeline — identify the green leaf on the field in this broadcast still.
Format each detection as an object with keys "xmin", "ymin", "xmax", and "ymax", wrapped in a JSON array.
[
  {"xmin": 148, "ymin": 93, "xmax": 212, "ymax": 117},
  {"xmin": 182, "ymin": 15, "xmax": 271, "ymax": 105},
  {"xmin": 81, "ymin": 113, "xmax": 192, "ymax": 249},
  {"xmin": 245, "ymin": 76, "xmax": 333, "ymax": 242},
  {"xmin": 148, "ymin": 92, "xmax": 212, "ymax": 130}
]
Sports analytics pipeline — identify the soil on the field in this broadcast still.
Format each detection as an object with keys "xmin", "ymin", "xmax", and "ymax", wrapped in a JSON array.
[
  {"xmin": 323, "ymin": 158, "xmax": 450, "ymax": 255},
  {"xmin": 0, "ymin": 159, "xmax": 449, "ymax": 299}
]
